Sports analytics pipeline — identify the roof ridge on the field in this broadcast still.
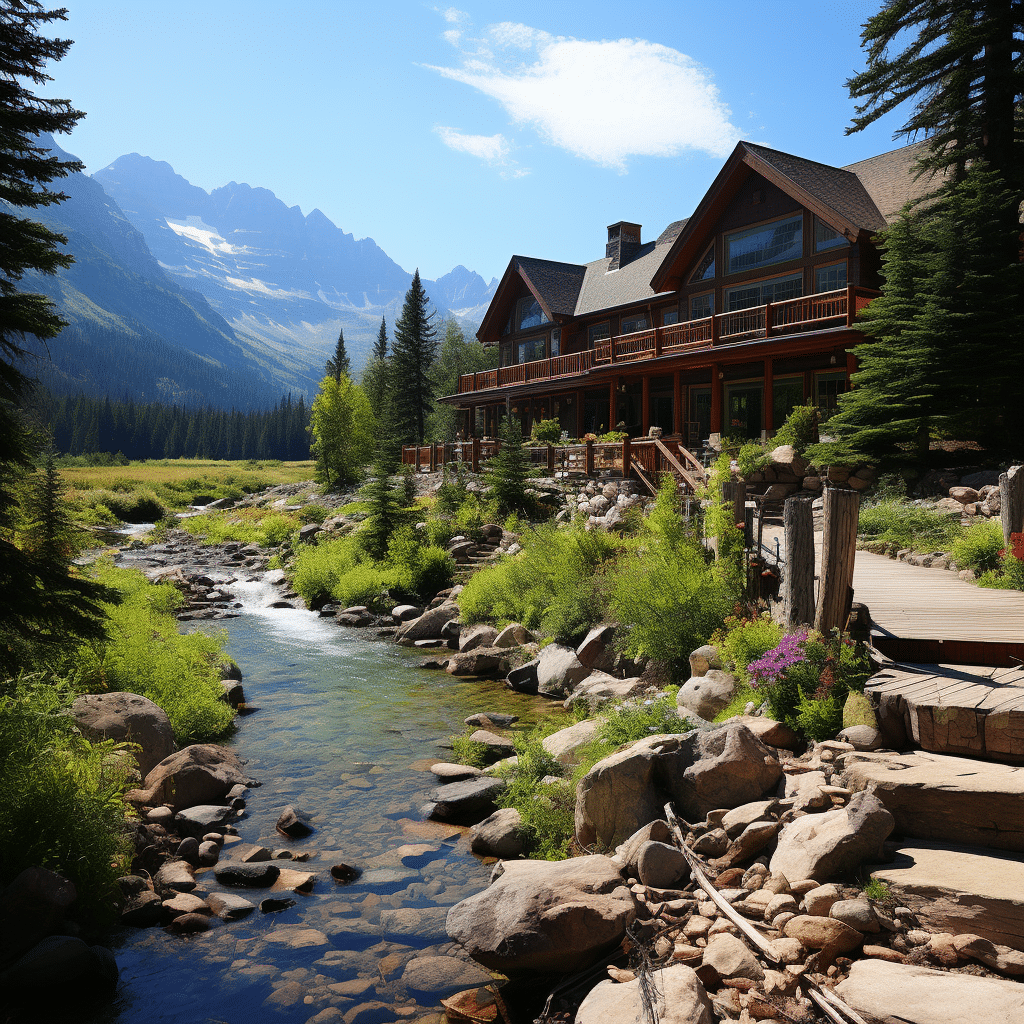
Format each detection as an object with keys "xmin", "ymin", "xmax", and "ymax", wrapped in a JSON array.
[{"xmin": 741, "ymin": 141, "xmax": 861, "ymax": 179}]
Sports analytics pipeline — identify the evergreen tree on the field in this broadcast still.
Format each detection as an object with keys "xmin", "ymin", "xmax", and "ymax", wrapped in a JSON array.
[
  {"xmin": 373, "ymin": 316, "xmax": 388, "ymax": 361},
  {"xmin": 390, "ymin": 271, "xmax": 437, "ymax": 443},
  {"xmin": 363, "ymin": 316, "xmax": 393, "ymax": 435},
  {"xmin": 426, "ymin": 317, "xmax": 499, "ymax": 441},
  {"xmin": 359, "ymin": 442, "xmax": 404, "ymax": 561},
  {"xmin": 325, "ymin": 327, "xmax": 351, "ymax": 381},
  {"xmin": 485, "ymin": 417, "xmax": 533, "ymax": 515}
]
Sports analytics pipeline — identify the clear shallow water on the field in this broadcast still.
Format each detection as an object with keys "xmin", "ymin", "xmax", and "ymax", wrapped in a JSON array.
[{"xmin": 88, "ymin": 586, "xmax": 563, "ymax": 1024}]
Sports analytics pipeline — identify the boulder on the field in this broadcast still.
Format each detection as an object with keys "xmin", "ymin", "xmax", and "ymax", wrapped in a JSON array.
[
  {"xmin": 614, "ymin": 820, "xmax": 673, "ymax": 875},
  {"xmin": 71, "ymin": 692, "xmax": 175, "ymax": 778},
  {"xmin": 446, "ymin": 856, "xmax": 635, "ymax": 975},
  {"xmin": 493, "ymin": 622, "xmax": 533, "ymax": 648},
  {"xmin": 0, "ymin": 936, "xmax": 118, "ymax": 1008},
  {"xmin": 397, "ymin": 602, "xmax": 460, "ymax": 642},
  {"xmin": 575, "ymin": 725, "xmax": 781, "ymax": 849},
  {"xmin": 459, "ymin": 624, "xmax": 498, "ymax": 652},
  {"xmin": 836, "ymin": 958, "xmax": 1024, "ymax": 1024},
  {"xmin": 425, "ymin": 777, "xmax": 506, "ymax": 823},
  {"xmin": 770, "ymin": 444, "xmax": 809, "ymax": 478},
  {"xmin": 153, "ymin": 859, "xmax": 196, "ymax": 893},
  {"xmin": 536, "ymin": 644, "xmax": 589, "ymax": 698},
  {"xmin": 838, "ymin": 725, "xmax": 885, "ymax": 751},
  {"xmin": 575, "ymin": 625, "xmax": 617, "ymax": 672},
  {"xmin": 542, "ymin": 719, "xmax": 600, "ymax": 764},
  {"xmin": 0, "ymin": 867, "xmax": 77, "ymax": 967},
  {"xmin": 161, "ymin": 892, "xmax": 209, "ymax": 919},
  {"xmin": 173, "ymin": 804, "xmax": 237, "ymax": 837},
  {"xmin": 400, "ymin": 955, "xmax": 492, "ymax": 999},
  {"xmin": 830, "ymin": 898, "xmax": 881, "ymax": 933},
  {"xmin": 465, "ymin": 712, "xmax": 518, "ymax": 728},
  {"xmin": 567, "ymin": 671, "xmax": 642, "ymax": 711},
  {"xmin": 702, "ymin": 932, "xmax": 764, "ymax": 982},
  {"xmin": 391, "ymin": 604, "xmax": 423, "ymax": 622},
  {"xmin": 120, "ymin": 890, "xmax": 163, "ymax": 927},
  {"xmin": 506, "ymin": 658, "xmax": 539, "ymax": 694},
  {"xmin": 770, "ymin": 790, "xmax": 894, "ymax": 882},
  {"xmin": 297, "ymin": 523, "xmax": 321, "ymax": 543},
  {"xmin": 469, "ymin": 808, "xmax": 525, "ymax": 858},
  {"xmin": 214, "ymin": 862, "xmax": 281, "ymax": 888},
  {"xmin": 446, "ymin": 648, "xmax": 504, "ymax": 677},
  {"xmin": 126, "ymin": 744, "xmax": 251, "ymax": 811},
  {"xmin": 467, "ymin": 729, "xmax": 515, "ymax": 761},
  {"xmin": 206, "ymin": 892, "xmax": 256, "ymax": 920},
  {"xmin": 276, "ymin": 805, "xmax": 314, "ymax": 838},
  {"xmin": 803, "ymin": 884, "xmax": 841, "ymax": 917},
  {"xmin": 783, "ymin": 915, "xmax": 864, "ymax": 953},
  {"xmin": 952, "ymin": 934, "xmax": 1024, "ymax": 976},
  {"xmin": 949, "ymin": 486, "xmax": 980, "ymax": 504},
  {"xmin": 688, "ymin": 644, "xmax": 722, "ymax": 677},
  {"xmin": 721, "ymin": 714, "xmax": 800, "ymax": 751},
  {"xmin": 575, "ymin": 964, "xmax": 714, "ymax": 1024},
  {"xmin": 675, "ymin": 670, "xmax": 737, "ymax": 721},
  {"xmin": 636, "ymin": 841, "xmax": 689, "ymax": 888}
]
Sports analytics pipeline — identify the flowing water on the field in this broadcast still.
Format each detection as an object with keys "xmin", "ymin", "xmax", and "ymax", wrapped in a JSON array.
[{"xmin": 90, "ymin": 581, "xmax": 563, "ymax": 1024}]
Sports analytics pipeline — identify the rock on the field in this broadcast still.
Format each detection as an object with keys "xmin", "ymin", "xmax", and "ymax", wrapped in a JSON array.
[
  {"xmin": 575, "ymin": 625, "xmax": 617, "ymax": 671},
  {"xmin": 0, "ymin": 867, "xmax": 77, "ymax": 966},
  {"xmin": 153, "ymin": 859, "xmax": 196, "ymax": 893},
  {"xmin": 636, "ymin": 841, "xmax": 689, "ymax": 888},
  {"xmin": 769, "ymin": 790, "xmax": 894, "ymax": 882},
  {"xmin": 493, "ymin": 622, "xmax": 534, "ymax": 647},
  {"xmin": 468, "ymin": 729, "xmax": 515, "ymax": 760},
  {"xmin": 397, "ymin": 602, "xmax": 460, "ymax": 642},
  {"xmin": 120, "ymin": 890, "xmax": 163, "ymax": 927},
  {"xmin": 70, "ymin": 692, "xmax": 175, "ymax": 778},
  {"xmin": 689, "ymin": 644, "xmax": 722, "ymax": 677},
  {"xmin": 785, "ymin": 770, "xmax": 830, "ymax": 811},
  {"xmin": 783, "ymin": 915, "xmax": 864, "ymax": 953},
  {"xmin": 676, "ymin": 670, "xmax": 738, "ymax": 720},
  {"xmin": 400, "ymin": 955, "xmax": 492, "ymax": 998},
  {"xmin": 720, "ymin": 819, "xmax": 779, "ymax": 866},
  {"xmin": 770, "ymin": 444, "xmax": 809, "ymax": 477},
  {"xmin": 542, "ymin": 719, "xmax": 601, "ymax": 763},
  {"xmin": 702, "ymin": 932, "xmax": 765, "ymax": 982},
  {"xmin": 425, "ymin": 777, "xmax": 506, "ymax": 823},
  {"xmin": 952, "ymin": 934, "xmax": 1024, "ymax": 976},
  {"xmin": 949, "ymin": 486, "xmax": 980, "ymax": 504},
  {"xmin": 164, "ymin": 911, "xmax": 213, "ymax": 934},
  {"xmin": 837, "ymin": 958, "xmax": 1024, "ymax": 1024},
  {"xmin": 465, "ymin": 711, "xmax": 518, "ymax": 728},
  {"xmin": 206, "ymin": 892, "xmax": 256, "ymax": 920},
  {"xmin": 576, "ymin": 725, "xmax": 782, "ymax": 849},
  {"xmin": 446, "ymin": 649, "xmax": 504, "ymax": 676},
  {"xmin": 391, "ymin": 603, "xmax": 423, "ymax": 622},
  {"xmin": 838, "ymin": 725, "xmax": 885, "ymax": 751},
  {"xmin": 691, "ymin": 828, "xmax": 729, "ymax": 858},
  {"xmin": 446, "ymin": 855, "xmax": 636, "ymax": 975},
  {"xmin": 275, "ymin": 805, "xmax": 313, "ymax": 838},
  {"xmin": 176, "ymin": 836, "xmax": 200, "ymax": 863},
  {"xmin": 173, "ymin": 804, "xmax": 237, "ymax": 838},
  {"xmin": 506, "ymin": 658, "xmax": 539, "ymax": 694},
  {"xmin": 536, "ymin": 644, "xmax": 589, "ymax": 698},
  {"xmin": 298, "ymin": 523, "xmax": 321, "ymax": 543},
  {"xmin": 459, "ymin": 624, "xmax": 499, "ymax": 652},
  {"xmin": 567, "ymin": 670, "xmax": 643, "ymax": 710},
  {"xmin": 0, "ymin": 936, "xmax": 118, "ymax": 1008},
  {"xmin": 214, "ymin": 862, "xmax": 281, "ymax": 888},
  {"xmin": 197, "ymin": 840, "xmax": 220, "ymax": 865},
  {"xmin": 721, "ymin": 799, "xmax": 778, "ymax": 838},
  {"xmin": 329, "ymin": 863, "xmax": 361, "ymax": 884},
  {"xmin": 765, "ymin": 893, "xmax": 799, "ymax": 922},
  {"xmin": 871, "ymin": 841, "xmax": 1024, "ymax": 951},
  {"xmin": 431, "ymin": 761, "xmax": 483, "ymax": 780},
  {"xmin": 831, "ymin": 898, "xmax": 881, "ymax": 933},
  {"xmin": 270, "ymin": 867, "xmax": 316, "ymax": 894},
  {"xmin": 260, "ymin": 897, "xmax": 296, "ymax": 913},
  {"xmin": 615, "ymin": 820, "xmax": 674, "ymax": 876},
  {"xmin": 803, "ymin": 884, "xmax": 841, "ymax": 917},
  {"xmin": 841, "ymin": 750, "xmax": 1024, "ymax": 852},
  {"xmin": 470, "ymin": 808, "xmax": 526, "ymax": 858},
  {"xmin": 720, "ymin": 714, "xmax": 800, "ymax": 751},
  {"xmin": 126, "ymin": 744, "xmax": 251, "ymax": 811},
  {"xmin": 161, "ymin": 892, "xmax": 209, "ymax": 918},
  {"xmin": 575, "ymin": 963, "xmax": 714, "ymax": 1024}
]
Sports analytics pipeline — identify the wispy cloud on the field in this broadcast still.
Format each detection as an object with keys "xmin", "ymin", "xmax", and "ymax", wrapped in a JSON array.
[
  {"xmin": 435, "ymin": 127, "xmax": 510, "ymax": 163},
  {"xmin": 428, "ymin": 22, "xmax": 740, "ymax": 172}
]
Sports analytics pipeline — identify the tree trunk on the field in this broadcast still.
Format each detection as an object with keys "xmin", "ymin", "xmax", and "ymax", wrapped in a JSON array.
[
  {"xmin": 783, "ymin": 497, "xmax": 815, "ymax": 628},
  {"xmin": 815, "ymin": 488, "xmax": 860, "ymax": 635}
]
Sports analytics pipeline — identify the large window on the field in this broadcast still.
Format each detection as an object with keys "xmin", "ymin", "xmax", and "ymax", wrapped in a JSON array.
[
  {"xmin": 588, "ymin": 322, "xmax": 611, "ymax": 347},
  {"xmin": 690, "ymin": 292, "xmax": 714, "ymax": 320},
  {"xmin": 513, "ymin": 295, "xmax": 549, "ymax": 332},
  {"xmin": 517, "ymin": 336, "xmax": 546, "ymax": 364},
  {"xmin": 815, "ymin": 262, "xmax": 848, "ymax": 293},
  {"xmin": 662, "ymin": 307, "xmax": 680, "ymax": 326},
  {"xmin": 725, "ymin": 215, "xmax": 803, "ymax": 275},
  {"xmin": 689, "ymin": 244, "xmax": 715, "ymax": 283},
  {"xmin": 620, "ymin": 315, "xmax": 648, "ymax": 334},
  {"xmin": 725, "ymin": 272, "xmax": 803, "ymax": 311},
  {"xmin": 773, "ymin": 376, "xmax": 804, "ymax": 428},
  {"xmin": 816, "ymin": 371, "xmax": 847, "ymax": 421},
  {"xmin": 815, "ymin": 217, "xmax": 848, "ymax": 252}
]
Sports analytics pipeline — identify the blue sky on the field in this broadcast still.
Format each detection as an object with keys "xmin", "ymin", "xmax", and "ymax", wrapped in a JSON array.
[{"xmin": 49, "ymin": 1, "xmax": 907, "ymax": 284}]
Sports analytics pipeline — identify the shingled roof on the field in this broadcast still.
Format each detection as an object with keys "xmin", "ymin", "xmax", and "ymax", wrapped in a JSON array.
[
  {"xmin": 843, "ymin": 140, "xmax": 938, "ymax": 224},
  {"xmin": 514, "ymin": 257, "xmax": 587, "ymax": 317}
]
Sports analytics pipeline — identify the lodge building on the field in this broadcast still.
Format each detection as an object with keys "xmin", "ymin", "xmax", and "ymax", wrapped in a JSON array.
[{"xmin": 441, "ymin": 140, "xmax": 928, "ymax": 448}]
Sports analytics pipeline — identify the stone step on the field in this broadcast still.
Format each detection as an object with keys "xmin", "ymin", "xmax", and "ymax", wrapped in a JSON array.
[
  {"xmin": 840, "ymin": 749, "xmax": 1024, "ymax": 852},
  {"xmin": 872, "ymin": 840, "xmax": 1024, "ymax": 951}
]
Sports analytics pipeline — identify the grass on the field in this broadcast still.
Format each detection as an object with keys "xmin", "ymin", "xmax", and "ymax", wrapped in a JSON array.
[
  {"xmin": 180, "ymin": 506, "xmax": 301, "ymax": 546},
  {"xmin": 858, "ymin": 497, "xmax": 962, "ymax": 553}
]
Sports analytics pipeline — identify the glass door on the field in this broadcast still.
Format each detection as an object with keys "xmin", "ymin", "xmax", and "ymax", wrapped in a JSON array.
[{"xmin": 726, "ymin": 383, "xmax": 763, "ymax": 438}]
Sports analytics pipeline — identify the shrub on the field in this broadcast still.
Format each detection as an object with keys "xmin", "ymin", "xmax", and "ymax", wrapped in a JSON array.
[
  {"xmin": 596, "ymin": 695, "xmax": 691, "ymax": 747},
  {"xmin": 530, "ymin": 418, "xmax": 563, "ymax": 443},
  {"xmin": 858, "ymin": 498, "xmax": 961, "ymax": 551},
  {"xmin": 435, "ymin": 464, "xmax": 468, "ymax": 515},
  {"xmin": 737, "ymin": 442, "xmax": 770, "ymax": 477},
  {"xmin": 485, "ymin": 418, "xmax": 533, "ymax": 515},
  {"xmin": 291, "ymin": 537, "xmax": 363, "ymax": 606},
  {"xmin": 714, "ymin": 615, "xmax": 785, "ymax": 683},
  {"xmin": 261, "ymin": 514, "xmax": 294, "ymax": 546},
  {"xmin": 772, "ymin": 404, "xmax": 818, "ymax": 455},
  {"xmin": 951, "ymin": 520, "xmax": 1004, "ymax": 574},
  {"xmin": 450, "ymin": 736, "xmax": 488, "ymax": 767},
  {"xmin": 978, "ymin": 552, "xmax": 1024, "ymax": 591},
  {"xmin": 387, "ymin": 528, "xmax": 455, "ymax": 599},
  {"xmin": 298, "ymin": 503, "xmax": 330, "ymax": 525}
]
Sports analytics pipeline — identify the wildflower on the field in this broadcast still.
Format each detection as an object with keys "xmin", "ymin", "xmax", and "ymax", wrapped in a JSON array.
[{"xmin": 747, "ymin": 631, "xmax": 807, "ymax": 691}]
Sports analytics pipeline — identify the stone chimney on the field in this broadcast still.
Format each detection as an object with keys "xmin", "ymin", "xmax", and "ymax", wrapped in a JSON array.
[{"xmin": 606, "ymin": 222, "xmax": 642, "ymax": 270}]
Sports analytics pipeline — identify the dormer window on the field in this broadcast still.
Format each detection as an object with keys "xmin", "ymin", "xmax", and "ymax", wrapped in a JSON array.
[
  {"xmin": 725, "ymin": 215, "xmax": 802, "ymax": 274},
  {"xmin": 815, "ymin": 217, "xmax": 848, "ymax": 252},
  {"xmin": 689, "ymin": 244, "xmax": 715, "ymax": 284}
]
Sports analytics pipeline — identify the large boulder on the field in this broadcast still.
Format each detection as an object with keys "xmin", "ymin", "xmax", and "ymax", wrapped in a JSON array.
[
  {"xmin": 675, "ymin": 670, "xmax": 737, "ymax": 721},
  {"xmin": 575, "ymin": 725, "xmax": 781, "ymax": 849},
  {"xmin": 71, "ymin": 692, "xmax": 175, "ymax": 778},
  {"xmin": 424, "ymin": 777, "xmax": 506, "ymax": 823},
  {"xmin": 536, "ymin": 644, "xmax": 589, "ymax": 698},
  {"xmin": 459, "ymin": 624, "xmax": 498, "ymax": 652},
  {"xmin": 0, "ymin": 936, "xmax": 118, "ymax": 1009},
  {"xmin": 0, "ymin": 867, "xmax": 76, "ymax": 967},
  {"xmin": 469, "ymin": 808, "xmax": 526, "ymax": 858},
  {"xmin": 769, "ymin": 790, "xmax": 894, "ymax": 882},
  {"xmin": 397, "ymin": 602, "xmax": 460, "ymax": 643},
  {"xmin": 126, "ymin": 744, "xmax": 251, "ymax": 811},
  {"xmin": 575, "ymin": 963, "xmax": 714, "ymax": 1024},
  {"xmin": 493, "ymin": 622, "xmax": 534, "ymax": 648},
  {"xmin": 446, "ymin": 855, "xmax": 635, "ymax": 975},
  {"xmin": 567, "ymin": 671, "xmax": 642, "ymax": 711},
  {"xmin": 575, "ymin": 625, "xmax": 617, "ymax": 672},
  {"xmin": 542, "ymin": 719, "xmax": 601, "ymax": 764},
  {"xmin": 836, "ymin": 958, "xmax": 1024, "ymax": 1024}
]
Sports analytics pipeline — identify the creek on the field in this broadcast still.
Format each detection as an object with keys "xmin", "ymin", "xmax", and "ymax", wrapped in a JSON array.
[{"xmin": 90, "ymin": 578, "xmax": 561, "ymax": 1024}]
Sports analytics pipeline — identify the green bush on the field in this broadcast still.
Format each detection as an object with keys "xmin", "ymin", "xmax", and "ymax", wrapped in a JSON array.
[
  {"xmin": 596, "ymin": 695, "xmax": 691, "ymax": 747},
  {"xmin": 772, "ymin": 404, "xmax": 818, "ymax": 455},
  {"xmin": 450, "ymin": 736, "xmax": 489, "ymax": 768},
  {"xmin": 858, "ymin": 498, "xmax": 961, "ymax": 551},
  {"xmin": 298, "ymin": 503, "xmax": 330, "ymax": 525},
  {"xmin": 530, "ymin": 418, "xmax": 563, "ymax": 443},
  {"xmin": 713, "ymin": 616, "xmax": 785, "ymax": 683},
  {"xmin": 951, "ymin": 520, "xmax": 1004, "ymax": 574},
  {"xmin": 978, "ymin": 552, "xmax": 1024, "ymax": 591},
  {"xmin": 0, "ymin": 674, "xmax": 134, "ymax": 925},
  {"xmin": 292, "ymin": 537, "xmax": 363, "ymax": 606},
  {"xmin": 387, "ymin": 528, "xmax": 455, "ymax": 599},
  {"xmin": 261, "ymin": 514, "xmax": 294, "ymax": 546},
  {"xmin": 737, "ymin": 442, "xmax": 770, "ymax": 477}
]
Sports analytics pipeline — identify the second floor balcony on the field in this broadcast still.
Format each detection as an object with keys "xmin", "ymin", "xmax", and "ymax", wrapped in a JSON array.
[{"xmin": 457, "ymin": 285, "xmax": 877, "ymax": 396}]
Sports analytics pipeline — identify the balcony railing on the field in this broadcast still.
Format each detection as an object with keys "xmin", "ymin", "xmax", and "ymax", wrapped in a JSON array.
[{"xmin": 456, "ymin": 285, "xmax": 876, "ymax": 396}]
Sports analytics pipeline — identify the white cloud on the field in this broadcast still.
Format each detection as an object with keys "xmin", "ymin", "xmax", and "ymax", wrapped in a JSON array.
[
  {"xmin": 435, "ymin": 127, "xmax": 511, "ymax": 163},
  {"xmin": 428, "ymin": 24, "xmax": 740, "ymax": 171},
  {"xmin": 440, "ymin": 7, "xmax": 465, "ymax": 23}
]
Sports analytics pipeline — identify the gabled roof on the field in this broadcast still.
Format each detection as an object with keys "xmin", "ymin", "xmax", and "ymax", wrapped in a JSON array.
[
  {"xmin": 842, "ymin": 140, "xmax": 937, "ymax": 224},
  {"xmin": 477, "ymin": 255, "xmax": 587, "ymax": 341}
]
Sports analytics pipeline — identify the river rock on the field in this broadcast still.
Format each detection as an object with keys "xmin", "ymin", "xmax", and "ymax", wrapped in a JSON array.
[
  {"xmin": 425, "ymin": 777, "xmax": 506, "ymax": 823},
  {"xmin": 803, "ymin": 883, "xmax": 841, "ymax": 917},
  {"xmin": 154, "ymin": 859, "xmax": 196, "ymax": 893},
  {"xmin": 459, "ymin": 624, "xmax": 498, "ymax": 652},
  {"xmin": 0, "ymin": 936, "xmax": 118, "ymax": 1008},
  {"xmin": 162, "ymin": 892, "xmax": 209, "ymax": 919},
  {"xmin": 676, "ymin": 670, "xmax": 737, "ymax": 721},
  {"xmin": 165, "ymin": 912, "xmax": 212, "ymax": 934},
  {"xmin": 120, "ymin": 890, "xmax": 163, "ymax": 927},
  {"xmin": 536, "ymin": 644, "xmax": 589, "ymax": 698},
  {"xmin": 446, "ymin": 649, "xmax": 504, "ymax": 676},
  {"xmin": 391, "ymin": 603, "xmax": 422, "ymax": 622},
  {"xmin": 173, "ymin": 804, "xmax": 237, "ymax": 837},
  {"xmin": 468, "ymin": 729, "xmax": 515, "ymax": 760},
  {"xmin": 446, "ymin": 855, "xmax": 635, "ymax": 975},
  {"xmin": 397, "ymin": 602, "xmax": 460, "ymax": 642},
  {"xmin": 400, "ymin": 955, "xmax": 492, "ymax": 998},
  {"xmin": 575, "ymin": 624, "xmax": 617, "ymax": 672},
  {"xmin": 465, "ymin": 712, "xmax": 518, "ymax": 728},
  {"xmin": 784, "ymin": 915, "xmax": 864, "ymax": 953},
  {"xmin": 276, "ymin": 805, "xmax": 314, "ymax": 838},
  {"xmin": 702, "ymin": 932, "xmax": 765, "ymax": 982},
  {"xmin": 575, "ymin": 725, "xmax": 781, "ymax": 849},
  {"xmin": 214, "ymin": 862, "xmax": 281, "ymax": 888},
  {"xmin": 506, "ymin": 658, "xmax": 539, "ymax": 694},
  {"xmin": 614, "ymin": 819, "xmax": 674, "ymax": 875},
  {"xmin": 769, "ymin": 790, "xmax": 894, "ymax": 882},
  {"xmin": 542, "ymin": 719, "xmax": 600, "ymax": 763},
  {"xmin": 470, "ymin": 807, "xmax": 526, "ymax": 858},
  {"xmin": 206, "ymin": 892, "xmax": 256, "ymax": 920},
  {"xmin": 567, "ymin": 671, "xmax": 642, "ymax": 710},
  {"xmin": 71, "ymin": 692, "xmax": 175, "ymax": 778},
  {"xmin": 493, "ymin": 622, "xmax": 534, "ymax": 648},
  {"xmin": 0, "ymin": 867, "xmax": 77, "ymax": 967},
  {"xmin": 636, "ymin": 841, "xmax": 689, "ymax": 888},
  {"xmin": 575, "ymin": 963, "xmax": 714, "ymax": 1024},
  {"xmin": 836, "ymin": 958, "xmax": 1024, "ymax": 1024},
  {"xmin": 127, "ymin": 744, "xmax": 251, "ymax": 810},
  {"xmin": 831, "ymin": 898, "xmax": 881, "ymax": 933}
]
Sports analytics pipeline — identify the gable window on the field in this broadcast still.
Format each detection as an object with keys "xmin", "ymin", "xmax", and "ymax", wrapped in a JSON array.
[
  {"xmin": 514, "ymin": 295, "xmax": 549, "ymax": 332},
  {"xmin": 815, "ymin": 262, "xmax": 847, "ymax": 293},
  {"xmin": 725, "ymin": 215, "xmax": 803, "ymax": 275},
  {"xmin": 725, "ymin": 271, "xmax": 803, "ymax": 311},
  {"xmin": 815, "ymin": 218, "xmax": 848, "ymax": 252},
  {"xmin": 620, "ymin": 316, "xmax": 648, "ymax": 334},
  {"xmin": 688, "ymin": 244, "xmax": 715, "ymax": 283},
  {"xmin": 690, "ymin": 292, "xmax": 714, "ymax": 320},
  {"xmin": 588, "ymin": 322, "xmax": 611, "ymax": 347}
]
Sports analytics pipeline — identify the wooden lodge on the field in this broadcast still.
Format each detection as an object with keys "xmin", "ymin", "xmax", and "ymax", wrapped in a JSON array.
[{"xmin": 436, "ymin": 140, "xmax": 929, "ymax": 450}]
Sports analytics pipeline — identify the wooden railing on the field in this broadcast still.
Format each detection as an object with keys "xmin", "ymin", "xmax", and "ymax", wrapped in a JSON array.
[{"xmin": 454, "ymin": 286, "xmax": 876, "ymax": 394}]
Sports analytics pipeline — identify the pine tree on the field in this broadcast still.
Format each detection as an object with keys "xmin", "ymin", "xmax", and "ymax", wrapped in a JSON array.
[
  {"xmin": 390, "ymin": 271, "xmax": 437, "ymax": 444},
  {"xmin": 325, "ymin": 327, "xmax": 351, "ymax": 382},
  {"xmin": 373, "ymin": 316, "xmax": 388, "ymax": 361},
  {"xmin": 485, "ymin": 417, "xmax": 533, "ymax": 515},
  {"xmin": 363, "ymin": 316, "xmax": 393, "ymax": 434},
  {"xmin": 359, "ymin": 442, "xmax": 404, "ymax": 561}
]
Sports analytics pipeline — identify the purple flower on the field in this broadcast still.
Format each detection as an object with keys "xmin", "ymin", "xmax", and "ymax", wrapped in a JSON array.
[{"xmin": 747, "ymin": 631, "xmax": 807, "ymax": 690}]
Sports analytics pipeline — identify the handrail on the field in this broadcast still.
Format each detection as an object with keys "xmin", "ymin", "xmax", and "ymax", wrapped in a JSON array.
[{"xmin": 654, "ymin": 438, "xmax": 702, "ymax": 492}]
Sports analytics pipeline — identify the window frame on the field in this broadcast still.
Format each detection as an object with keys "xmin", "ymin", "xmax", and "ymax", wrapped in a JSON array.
[
  {"xmin": 814, "ymin": 261, "xmax": 848, "ymax": 294},
  {"xmin": 724, "ymin": 213, "xmax": 804, "ymax": 276},
  {"xmin": 688, "ymin": 243, "xmax": 716, "ymax": 284},
  {"xmin": 620, "ymin": 315, "xmax": 649, "ymax": 335},
  {"xmin": 814, "ymin": 217, "xmax": 848, "ymax": 253},
  {"xmin": 689, "ymin": 291, "xmax": 715, "ymax": 321},
  {"xmin": 724, "ymin": 271, "xmax": 803, "ymax": 312}
]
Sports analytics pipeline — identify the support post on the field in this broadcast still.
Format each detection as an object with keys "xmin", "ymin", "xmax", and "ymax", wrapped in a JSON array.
[
  {"xmin": 814, "ymin": 488, "xmax": 860, "ymax": 634},
  {"xmin": 471, "ymin": 436, "xmax": 480, "ymax": 473},
  {"xmin": 764, "ymin": 359, "xmax": 774, "ymax": 433},
  {"xmin": 710, "ymin": 364, "xmax": 722, "ymax": 434},
  {"xmin": 731, "ymin": 480, "xmax": 746, "ymax": 532},
  {"xmin": 585, "ymin": 438, "xmax": 594, "ymax": 477},
  {"xmin": 575, "ymin": 389, "xmax": 584, "ymax": 438},
  {"xmin": 1000, "ymin": 465, "xmax": 1024, "ymax": 547},
  {"xmin": 622, "ymin": 435, "xmax": 631, "ymax": 479},
  {"xmin": 547, "ymin": 443, "xmax": 555, "ymax": 474},
  {"xmin": 609, "ymin": 379, "xmax": 617, "ymax": 432},
  {"xmin": 673, "ymin": 371, "xmax": 683, "ymax": 436},
  {"xmin": 642, "ymin": 375, "xmax": 650, "ymax": 437},
  {"xmin": 783, "ymin": 496, "xmax": 815, "ymax": 628}
]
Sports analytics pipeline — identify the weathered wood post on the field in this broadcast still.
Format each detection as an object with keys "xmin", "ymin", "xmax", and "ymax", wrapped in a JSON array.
[
  {"xmin": 621, "ymin": 436, "xmax": 632, "ymax": 479},
  {"xmin": 585, "ymin": 438, "xmax": 595, "ymax": 477},
  {"xmin": 783, "ymin": 496, "xmax": 815, "ymax": 628},
  {"xmin": 731, "ymin": 480, "xmax": 747, "ymax": 532},
  {"xmin": 1000, "ymin": 465, "xmax": 1024, "ymax": 547},
  {"xmin": 471, "ymin": 437, "xmax": 480, "ymax": 474},
  {"xmin": 547, "ymin": 443, "xmax": 555, "ymax": 474},
  {"xmin": 814, "ymin": 488, "xmax": 860, "ymax": 635}
]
